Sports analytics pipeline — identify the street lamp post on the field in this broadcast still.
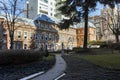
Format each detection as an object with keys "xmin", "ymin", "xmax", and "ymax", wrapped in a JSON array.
[
  {"xmin": 61, "ymin": 42, "xmax": 64, "ymax": 54},
  {"xmin": 26, "ymin": 1, "xmax": 29, "ymax": 18}
]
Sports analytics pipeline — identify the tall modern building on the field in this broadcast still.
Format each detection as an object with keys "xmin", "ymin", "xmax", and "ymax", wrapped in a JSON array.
[
  {"xmin": 55, "ymin": 0, "xmax": 65, "ymax": 19},
  {"xmin": 27, "ymin": 0, "xmax": 56, "ymax": 19}
]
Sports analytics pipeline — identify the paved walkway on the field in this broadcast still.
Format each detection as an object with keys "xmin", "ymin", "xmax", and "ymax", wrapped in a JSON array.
[{"xmin": 31, "ymin": 54, "xmax": 66, "ymax": 80}]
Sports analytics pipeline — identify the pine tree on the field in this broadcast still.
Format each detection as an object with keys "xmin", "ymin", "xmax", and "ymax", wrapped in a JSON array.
[{"xmin": 57, "ymin": 0, "xmax": 120, "ymax": 49}]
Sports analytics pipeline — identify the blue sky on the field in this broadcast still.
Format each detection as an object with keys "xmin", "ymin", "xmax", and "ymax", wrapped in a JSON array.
[
  {"xmin": 20, "ymin": 0, "xmax": 104, "ymax": 17},
  {"xmin": 89, "ymin": 3, "xmax": 104, "ymax": 16},
  {"xmin": 0, "ymin": 0, "xmax": 104, "ymax": 17}
]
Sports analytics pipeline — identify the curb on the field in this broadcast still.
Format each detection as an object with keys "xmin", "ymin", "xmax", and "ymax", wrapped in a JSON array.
[
  {"xmin": 19, "ymin": 71, "xmax": 44, "ymax": 80},
  {"xmin": 54, "ymin": 73, "xmax": 66, "ymax": 80}
]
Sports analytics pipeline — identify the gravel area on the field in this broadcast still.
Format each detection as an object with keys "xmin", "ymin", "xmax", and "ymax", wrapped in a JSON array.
[
  {"xmin": 0, "ymin": 58, "xmax": 55, "ymax": 80},
  {"xmin": 60, "ymin": 54, "xmax": 120, "ymax": 80}
]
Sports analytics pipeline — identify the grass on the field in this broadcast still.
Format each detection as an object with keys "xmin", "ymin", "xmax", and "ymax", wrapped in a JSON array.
[
  {"xmin": 43, "ymin": 54, "xmax": 55, "ymax": 61},
  {"xmin": 77, "ymin": 53, "xmax": 120, "ymax": 69}
]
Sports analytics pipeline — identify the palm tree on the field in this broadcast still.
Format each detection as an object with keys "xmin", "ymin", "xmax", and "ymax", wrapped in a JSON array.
[{"xmin": 57, "ymin": 0, "xmax": 120, "ymax": 49}]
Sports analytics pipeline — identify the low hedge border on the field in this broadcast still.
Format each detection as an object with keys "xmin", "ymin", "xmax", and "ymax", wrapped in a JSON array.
[{"xmin": 0, "ymin": 50, "xmax": 44, "ymax": 65}]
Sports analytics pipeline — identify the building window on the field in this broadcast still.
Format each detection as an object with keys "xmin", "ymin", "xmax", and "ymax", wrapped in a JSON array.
[
  {"xmin": 78, "ymin": 30, "xmax": 81, "ymax": 34},
  {"xmin": 45, "ymin": 36, "xmax": 47, "ymax": 40},
  {"xmin": 77, "ymin": 37, "xmax": 80, "ymax": 42},
  {"xmin": 49, "ymin": 34, "xmax": 52, "ymax": 40},
  {"xmin": 50, "ymin": 24, "xmax": 54, "ymax": 29},
  {"xmin": 45, "ymin": 24, "xmax": 48, "ymax": 29},
  {"xmin": 35, "ymin": 43, "xmax": 38, "ymax": 48},
  {"xmin": 56, "ymin": 35, "xmax": 58, "ymax": 41},
  {"xmin": 45, "ymin": 44, "xmax": 47, "ymax": 50},
  {"xmin": 40, "ymin": 23, "xmax": 44, "ymax": 28},
  {"xmin": 49, "ymin": 24, "xmax": 52, "ymax": 29},
  {"xmin": 35, "ymin": 34, "xmax": 38, "ymax": 40},
  {"xmin": 82, "ymin": 38, "xmax": 84, "ymax": 42},
  {"xmin": 45, "ymin": 35, "xmax": 48, "ymax": 41},
  {"xmin": 39, "ymin": 34, "xmax": 41, "ymax": 40},
  {"xmin": 24, "ymin": 44, "xmax": 27, "ymax": 49},
  {"xmin": 17, "ymin": 43, "xmax": 21, "ymax": 49},
  {"xmin": 18, "ymin": 31, "xmax": 21, "ymax": 38},
  {"xmin": 24, "ymin": 31, "xmax": 27, "ymax": 38},
  {"xmin": 94, "ymin": 31, "xmax": 96, "ymax": 34},
  {"xmin": 52, "ymin": 35, "xmax": 55, "ymax": 40},
  {"xmin": 30, "ymin": 32, "xmax": 34, "ymax": 39},
  {"xmin": 38, "ymin": 21, "xmax": 41, "ymax": 29},
  {"xmin": 50, "ymin": 13, "xmax": 53, "ymax": 16},
  {"xmin": 51, "ymin": 8, "xmax": 53, "ymax": 11},
  {"xmin": 51, "ymin": 2, "xmax": 53, "ymax": 5},
  {"xmin": 41, "ymin": 34, "xmax": 44, "ymax": 40},
  {"xmin": 41, "ymin": 44, "xmax": 44, "ymax": 49},
  {"xmin": 40, "ymin": 0, "xmax": 48, "ymax": 3}
]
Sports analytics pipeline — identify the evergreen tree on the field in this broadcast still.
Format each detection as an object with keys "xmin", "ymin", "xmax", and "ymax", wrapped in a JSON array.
[{"xmin": 57, "ymin": 0, "xmax": 120, "ymax": 49}]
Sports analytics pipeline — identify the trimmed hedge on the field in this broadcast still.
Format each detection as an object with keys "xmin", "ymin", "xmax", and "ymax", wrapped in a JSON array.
[
  {"xmin": 88, "ymin": 41, "xmax": 109, "ymax": 48},
  {"xmin": 44, "ymin": 49, "xmax": 49, "ymax": 57},
  {"xmin": 88, "ymin": 41, "xmax": 106, "ymax": 45},
  {"xmin": 0, "ymin": 50, "xmax": 44, "ymax": 65},
  {"xmin": 73, "ymin": 47, "xmax": 91, "ymax": 54},
  {"xmin": 112, "ymin": 43, "xmax": 120, "ymax": 50}
]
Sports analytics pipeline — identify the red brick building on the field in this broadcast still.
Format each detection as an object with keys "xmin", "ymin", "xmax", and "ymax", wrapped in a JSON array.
[{"xmin": 75, "ymin": 22, "xmax": 96, "ymax": 47}]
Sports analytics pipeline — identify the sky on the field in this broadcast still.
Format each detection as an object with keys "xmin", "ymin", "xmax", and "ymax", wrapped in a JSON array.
[
  {"xmin": 0, "ymin": 0, "xmax": 104, "ymax": 17},
  {"xmin": 0, "ymin": 0, "xmax": 26, "ymax": 17},
  {"xmin": 89, "ymin": 3, "xmax": 104, "ymax": 16},
  {"xmin": 20, "ymin": 0, "xmax": 104, "ymax": 17}
]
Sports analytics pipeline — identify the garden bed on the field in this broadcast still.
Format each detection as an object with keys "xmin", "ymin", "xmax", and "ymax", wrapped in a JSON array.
[{"xmin": 0, "ymin": 50, "xmax": 55, "ymax": 80}]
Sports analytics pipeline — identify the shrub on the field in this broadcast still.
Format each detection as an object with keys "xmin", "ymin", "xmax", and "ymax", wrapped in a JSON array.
[
  {"xmin": 73, "ymin": 47, "xmax": 83, "ymax": 51},
  {"xmin": 64, "ymin": 49, "xmax": 73, "ymax": 53},
  {"xmin": 88, "ymin": 41, "xmax": 106, "ymax": 45},
  {"xmin": 88, "ymin": 41, "xmax": 109, "ymax": 48},
  {"xmin": 0, "ymin": 50, "xmax": 44, "ymax": 65},
  {"xmin": 112, "ymin": 43, "xmax": 120, "ymax": 50},
  {"xmin": 44, "ymin": 49, "xmax": 49, "ymax": 57},
  {"xmin": 100, "ymin": 44, "xmax": 108, "ymax": 48},
  {"xmin": 73, "ymin": 47, "xmax": 91, "ymax": 54},
  {"xmin": 49, "ymin": 50, "xmax": 62, "ymax": 54}
]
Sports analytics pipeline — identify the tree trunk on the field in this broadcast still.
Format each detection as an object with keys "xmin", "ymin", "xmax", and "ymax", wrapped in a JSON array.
[
  {"xmin": 10, "ymin": 40, "xmax": 14, "ymax": 49},
  {"xmin": 10, "ymin": 33, "xmax": 14, "ymax": 49},
  {"xmin": 115, "ymin": 34, "xmax": 119, "ymax": 43},
  {"xmin": 83, "ymin": 1, "xmax": 88, "ymax": 49}
]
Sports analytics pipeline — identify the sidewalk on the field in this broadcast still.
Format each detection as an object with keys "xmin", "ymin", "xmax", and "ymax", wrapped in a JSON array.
[{"xmin": 31, "ymin": 54, "xmax": 66, "ymax": 80}]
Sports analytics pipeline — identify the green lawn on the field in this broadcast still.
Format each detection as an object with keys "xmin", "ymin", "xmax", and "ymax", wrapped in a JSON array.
[
  {"xmin": 43, "ymin": 54, "xmax": 55, "ymax": 61},
  {"xmin": 77, "ymin": 53, "xmax": 120, "ymax": 69}
]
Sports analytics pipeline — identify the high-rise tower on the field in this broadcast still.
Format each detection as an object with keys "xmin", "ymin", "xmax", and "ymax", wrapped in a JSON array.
[{"xmin": 26, "ymin": 0, "xmax": 56, "ymax": 19}]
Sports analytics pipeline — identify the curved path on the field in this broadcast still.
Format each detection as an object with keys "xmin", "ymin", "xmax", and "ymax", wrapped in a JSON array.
[{"xmin": 31, "ymin": 54, "xmax": 66, "ymax": 80}]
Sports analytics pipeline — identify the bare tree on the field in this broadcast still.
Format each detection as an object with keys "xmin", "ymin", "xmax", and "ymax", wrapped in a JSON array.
[
  {"xmin": 102, "ymin": 5, "xmax": 120, "ymax": 43},
  {"xmin": 0, "ymin": 0, "xmax": 25, "ymax": 49}
]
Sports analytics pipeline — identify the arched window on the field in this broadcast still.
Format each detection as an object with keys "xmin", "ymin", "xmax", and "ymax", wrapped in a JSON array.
[{"xmin": 41, "ymin": 34, "xmax": 44, "ymax": 40}]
